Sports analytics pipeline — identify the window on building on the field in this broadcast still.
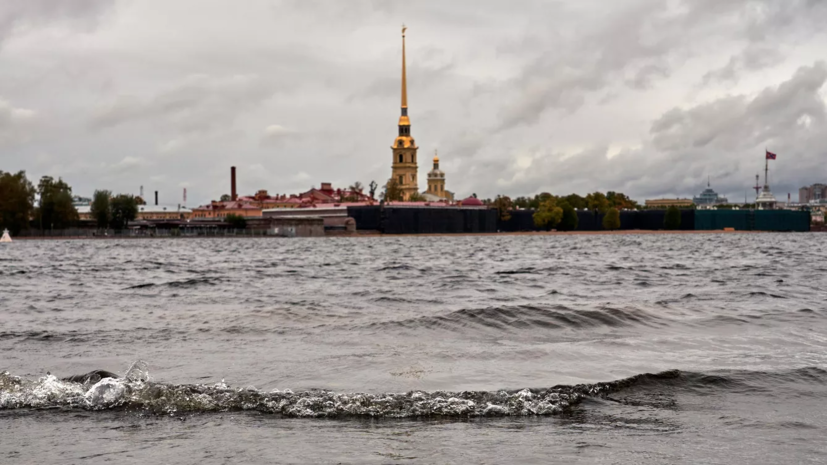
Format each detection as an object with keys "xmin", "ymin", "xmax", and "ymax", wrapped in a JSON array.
[
  {"xmin": 398, "ymin": 175, "xmax": 403, "ymax": 185},
  {"xmin": 398, "ymin": 154, "xmax": 403, "ymax": 163}
]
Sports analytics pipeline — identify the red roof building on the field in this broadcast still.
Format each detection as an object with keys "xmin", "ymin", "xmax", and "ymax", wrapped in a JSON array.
[{"xmin": 459, "ymin": 196, "xmax": 484, "ymax": 207}]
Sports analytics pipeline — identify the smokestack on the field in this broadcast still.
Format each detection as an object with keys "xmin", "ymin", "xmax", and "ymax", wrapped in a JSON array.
[
  {"xmin": 231, "ymin": 166, "xmax": 237, "ymax": 201},
  {"xmin": 155, "ymin": 191, "xmax": 158, "ymax": 206}
]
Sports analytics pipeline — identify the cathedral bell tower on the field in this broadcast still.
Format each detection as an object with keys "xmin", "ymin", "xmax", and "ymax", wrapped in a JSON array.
[
  {"xmin": 389, "ymin": 25, "xmax": 419, "ymax": 200},
  {"xmin": 427, "ymin": 150, "xmax": 446, "ymax": 198}
]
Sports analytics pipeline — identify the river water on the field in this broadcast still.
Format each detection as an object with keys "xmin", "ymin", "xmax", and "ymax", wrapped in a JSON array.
[{"xmin": 1, "ymin": 234, "xmax": 826, "ymax": 464}]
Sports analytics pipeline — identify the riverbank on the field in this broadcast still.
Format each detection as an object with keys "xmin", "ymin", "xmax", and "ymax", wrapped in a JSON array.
[
  {"xmin": 355, "ymin": 229, "xmax": 771, "ymax": 238},
  {"xmin": 6, "ymin": 228, "xmax": 807, "ymax": 241}
]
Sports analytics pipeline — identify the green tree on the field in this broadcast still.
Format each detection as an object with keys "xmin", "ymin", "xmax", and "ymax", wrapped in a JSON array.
[
  {"xmin": 606, "ymin": 191, "xmax": 639, "ymax": 209},
  {"xmin": 219, "ymin": 194, "xmax": 231, "ymax": 202},
  {"xmin": 369, "ymin": 181, "xmax": 378, "ymax": 199},
  {"xmin": 533, "ymin": 197, "xmax": 563, "ymax": 230},
  {"xmin": 0, "ymin": 170, "xmax": 35, "ymax": 235},
  {"xmin": 564, "ymin": 193, "xmax": 587, "ymax": 210},
  {"xmin": 533, "ymin": 192, "xmax": 553, "ymax": 210},
  {"xmin": 494, "ymin": 195, "xmax": 513, "ymax": 221},
  {"xmin": 91, "ymin": 190, "xmax": 111, "ymax": 229},
  {"xmin": 110, "ymin": 194, "xmax": 138, "ymax": 229},
  {"xmin": 408, "ymin": 191, "xmax": 424, "ymax": 202},
  {"xmin": 342, "ymin": 182, "xmax": 365, "ymax": 202},
  {"xmin": 36, "ymin": 176, "xmax": 78, "ymax": 230},
  {"xmin": 586, "ymin": 192, "xmax": 611, "ymax": 213},
  {"xmin": 225, "ymin": 214, "xmax": 247, "ymax": 229},
  {"xmin": 383, "ymin": 179, "xmax": 403, "ymax": 202},
  {"xmin": 603, "ymin": 207, "xmax": 621, "ymax": 230},
  {"xmin": 665, "ymin": 206, "xmax": 682, "ymax": 230},
  {"xmin": 606, "ymin": 191, "xmax": 617, "ymax": 207},
  {"xmin": 559, "ymin": 204, "xmax": 579, "ymax": 231}
]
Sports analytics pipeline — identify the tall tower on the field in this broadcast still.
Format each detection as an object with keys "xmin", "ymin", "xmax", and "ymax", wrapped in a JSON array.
[
  {"xmin": 389, "ymin": 25, "xmax": 419, "ymax": 200},
  {"xmin": 427, "ymin": 150, "xmax": 446, "ymax": 199}
]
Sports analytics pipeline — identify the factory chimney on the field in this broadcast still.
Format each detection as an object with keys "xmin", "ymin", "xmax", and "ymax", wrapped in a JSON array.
[
  {"xmin": 155, "ymin": 191, "xmax": 158, "ymax": 206},
  {"xmin": 231, "ymin": 166, "xmax": 237, "ymax": 201}
]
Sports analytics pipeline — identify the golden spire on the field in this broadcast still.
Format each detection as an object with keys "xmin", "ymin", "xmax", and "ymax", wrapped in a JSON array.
[
  {"xmin": 397, "ymin": 25, "xmax": 411, "ymax": 129},
  {"xmin": 401, "ymin": 25, "xmax": 408, "ymax": 109},
  {"xmin": 433, "ymin": 149, "xmax": 439, "ymax": 163}
]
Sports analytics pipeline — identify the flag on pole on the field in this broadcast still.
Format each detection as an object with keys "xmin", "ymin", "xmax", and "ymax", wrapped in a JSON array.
[{"xmin": 766, "ymin": 150, "xmax": 777, "ymax": 160}]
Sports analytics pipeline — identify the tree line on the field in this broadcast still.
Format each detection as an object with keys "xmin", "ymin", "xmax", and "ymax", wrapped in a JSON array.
[
  {"xmin": 506, "ymin": 191, "xmax": 640, "ymax": 212},
  {"xmin": 491, "ymin": 191, "xmax": 682, "ymax": 231},
  {"xmin": 0, "ymin": 170, "xmax": 141, "ymax": 234},
  {"xmin": 90, "ymin": 190, "xmax": 139, "ymax": 230},
  {"xmin": 489, "ymin": 191, "xmax": 639, "ymax": 230}
]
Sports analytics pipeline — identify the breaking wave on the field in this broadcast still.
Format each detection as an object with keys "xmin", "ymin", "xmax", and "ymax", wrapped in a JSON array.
[
  {"xmin": 4, "ymin": 364, "xmax": 823, "ymax": 419},
  {"xmin": 1, "ymin": 363, "xmax": 684, "ymax": 418}
]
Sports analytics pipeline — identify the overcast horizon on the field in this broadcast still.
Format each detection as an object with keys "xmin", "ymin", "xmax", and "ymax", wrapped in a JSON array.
[{"xmin": 1, "ymin": 0, "xmax": 826, "ymax": 205}]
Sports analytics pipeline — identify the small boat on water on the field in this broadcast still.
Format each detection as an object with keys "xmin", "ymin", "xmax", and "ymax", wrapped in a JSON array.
[{"xmin": 0, "ymin": 229, "xmax": 11, "ymax": 243}]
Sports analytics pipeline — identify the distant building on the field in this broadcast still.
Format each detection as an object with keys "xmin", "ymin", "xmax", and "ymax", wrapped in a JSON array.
[
  {"xmin": 77, "ymin": 205, "xmax": 192, "ymax": 221},
  {"xmin": 693, "ymin": 179, "xmax": 728, "ymax": 206},
  {"xmin": 388, "ymin": 26, "xmax": 421, "ymax": 200},
  {"xmin": 296, "ymin": 183, "xmax": 371, "ymax": 204},
  {"xmin": 458, "ymin": 196, "xmax": 486, "ymax": 208},
  {"xmin": 192, "ymin": 201, "xmax": 262, "ymax": 219},
  {"xmin": 217, "ymin": 181, "xmax": 372, "ymax": 212},
  {"xmin": 77, "ymin": 206, "xmax": 91, "ymax": 221},
  {"xmin": 645, "ymin": 198, "xmax": 693, "ymax": 208},
  {"xmin": 136, "ymin": 205, "xmax": 193, "ymax": 220},
  {"xmin": 799, "ymin": 183, "xmax": 827, "ymax": 204},
  {"xmin": 421, "ymin": 151, "xmax": 453, "ymax": 202},
  {"xmin": 72, "ymin": 196, "xmax": 91, "ymax": 207}
]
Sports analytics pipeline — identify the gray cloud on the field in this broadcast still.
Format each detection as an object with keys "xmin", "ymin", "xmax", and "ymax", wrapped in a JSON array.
[
  {"xmin": 659, "ymin": 62, "xmax": 827, "ymax": 154},
  {"xmin": 0, "ymin": 0, "xmax": 112, "ymax": 45},
  {"xmin": 90, "ymin": 74, "xmax": 275, "ymax": 132},
  {"xmin": 480, "ymin": 62, "xmax": 827, "ymax": 202},
  {"xmin": 259, "ymin": 124, "xmax": 299, "ymax": 147},
  {"xmin": 0, "ymin": 0, "xmax": 825, "ymax": 205},
  {"xmin": 702, "ymin": 44, "xmax": 786, "ymax": 85},
  {"xmin": 495, "ymin": 0, "xmax": 827, "ymax": 131},
  {"xmin": 0, "ymin": 98, "xmax": 38, "ymax": 147}
]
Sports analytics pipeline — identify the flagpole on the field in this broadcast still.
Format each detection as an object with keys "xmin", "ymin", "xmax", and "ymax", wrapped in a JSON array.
[{"xmin": 764, "ymin": 149, "xmax": 769, "ymax": 189}]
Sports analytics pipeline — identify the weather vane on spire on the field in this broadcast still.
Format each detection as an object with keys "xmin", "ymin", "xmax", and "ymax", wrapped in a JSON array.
[{"xmin": 402, "ymin": 24, "xmax": 407, "ymax": 36}]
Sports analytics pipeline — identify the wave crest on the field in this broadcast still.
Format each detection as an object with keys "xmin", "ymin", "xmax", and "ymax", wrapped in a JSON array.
[{"xmin": 0, "ymin": 369, "xmax": 680, "ymax": 417}]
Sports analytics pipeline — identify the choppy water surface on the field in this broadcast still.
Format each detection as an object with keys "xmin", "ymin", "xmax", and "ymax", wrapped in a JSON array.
[{"xmin": 2, "ymin": 234, "xmax": 827, "ymax": 463}]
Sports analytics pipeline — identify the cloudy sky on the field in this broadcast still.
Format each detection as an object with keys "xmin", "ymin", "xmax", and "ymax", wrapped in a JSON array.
[{"xmin": 1, "ymin": 0, "xmax": 826, "ymax": 204}]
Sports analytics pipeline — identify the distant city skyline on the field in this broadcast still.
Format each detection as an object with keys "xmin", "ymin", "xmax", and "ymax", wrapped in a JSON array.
[{"xmin": 1, "ymin": 1, "xmax": 826, "ymax": 204}]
